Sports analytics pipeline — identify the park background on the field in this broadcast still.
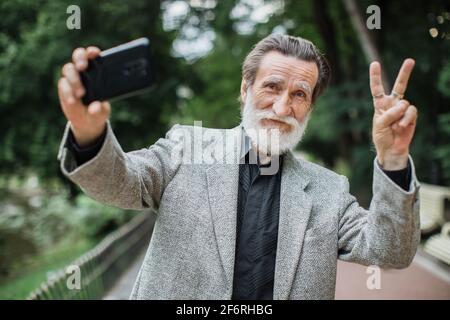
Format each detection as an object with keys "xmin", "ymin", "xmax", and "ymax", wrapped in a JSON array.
[{"xmin": 0, "ymin": 0, "xmax": 449, "ymax": 299}]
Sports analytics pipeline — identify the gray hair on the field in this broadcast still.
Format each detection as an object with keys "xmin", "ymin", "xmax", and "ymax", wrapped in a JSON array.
[{"xmin": 239, "ymin": 33, "xmax": 331, "ymax": 106}]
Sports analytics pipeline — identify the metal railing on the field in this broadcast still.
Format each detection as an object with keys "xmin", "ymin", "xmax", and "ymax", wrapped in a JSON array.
[{"xmin": 27, "ymin": 211, "xmax": 155, "ymax": 300}]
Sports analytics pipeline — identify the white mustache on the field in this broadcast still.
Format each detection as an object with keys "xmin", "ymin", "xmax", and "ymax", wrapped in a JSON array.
[{"xmin": 253, "ymin": 109, "xmax": 299, "ymax": 128}]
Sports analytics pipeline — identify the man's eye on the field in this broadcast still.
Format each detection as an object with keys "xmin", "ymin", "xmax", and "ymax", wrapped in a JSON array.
[
  {"xmin": 267, "ymin": 84, "xmax": 277, "ymax": 90},
  {"xmin": 295, "ymin": 91, "xmax": 306, "ymax": 98}
]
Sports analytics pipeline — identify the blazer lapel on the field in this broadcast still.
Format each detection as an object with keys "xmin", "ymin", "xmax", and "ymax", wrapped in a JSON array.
[
  {"xmin": 205, "ymin": 126, "xmax": 242, "ymax": 291},
  {"xmin": 274, "ymin": 151, "xmax": 312, "ymax": 300}
]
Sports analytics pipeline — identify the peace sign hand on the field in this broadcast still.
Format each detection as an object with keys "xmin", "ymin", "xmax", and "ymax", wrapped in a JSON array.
[{"xmin": 370, "ymin": 58, "xmax": 418, "ymax": 170}]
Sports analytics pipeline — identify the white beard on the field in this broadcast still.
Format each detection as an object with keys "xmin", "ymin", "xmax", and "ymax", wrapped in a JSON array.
[{"xmin": 241, "ymin": 88, "xmax": 310, "ymax": 156}]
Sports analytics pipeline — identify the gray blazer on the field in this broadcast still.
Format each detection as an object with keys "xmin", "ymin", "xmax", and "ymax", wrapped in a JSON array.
[{"xmin": 57, "ymin": 121, "xmax": 421, "ymax": 300}]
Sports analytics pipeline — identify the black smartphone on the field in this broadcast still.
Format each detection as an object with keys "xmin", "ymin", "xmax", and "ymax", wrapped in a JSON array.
[{"xmin": 80, "ymin": 38, "xmax": 154, "ymax": 105}]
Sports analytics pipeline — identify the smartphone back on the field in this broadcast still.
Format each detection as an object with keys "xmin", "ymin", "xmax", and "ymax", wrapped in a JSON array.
[{"xmin": 81, "ymin": 38, "xmax": 153, "ymax": 105}]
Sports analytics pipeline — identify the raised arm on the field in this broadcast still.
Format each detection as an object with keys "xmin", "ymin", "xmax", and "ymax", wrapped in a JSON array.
[
  {"xmin": 337, "ymin": 59, "xmax": 421, "ymax": 268},
  {"xmin": 56, "ymin": 46, "xmax": 182, "ymax": 210}
]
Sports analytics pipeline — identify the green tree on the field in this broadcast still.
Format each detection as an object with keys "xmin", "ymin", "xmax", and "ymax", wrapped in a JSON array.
[
  {"xmin": 0, "ymin": 0, "xmax": 183, "ymax": 193},
  {"xmin": 172, "ymin": 0, "xmax": 450, "ymax": 202}
]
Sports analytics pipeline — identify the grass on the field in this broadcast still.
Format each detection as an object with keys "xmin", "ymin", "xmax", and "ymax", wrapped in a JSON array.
[{"xmin": 0, "ymin": 237, "xmax": 97, "ymax": 300}]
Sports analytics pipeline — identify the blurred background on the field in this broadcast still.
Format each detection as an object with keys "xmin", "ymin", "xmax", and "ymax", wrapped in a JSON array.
[{"xmin": 0, "ymin": 0, "xmax": 449, "ymax": 300}]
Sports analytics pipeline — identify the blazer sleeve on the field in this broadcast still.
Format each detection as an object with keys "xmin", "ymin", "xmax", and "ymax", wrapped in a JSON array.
[
  {"xmin": 337, "ymin": 156, "xmax": 421, "ymax": 269},
  {"xmin": 57, "ymin": 120, "xmax": 184, "ymax": 211}
]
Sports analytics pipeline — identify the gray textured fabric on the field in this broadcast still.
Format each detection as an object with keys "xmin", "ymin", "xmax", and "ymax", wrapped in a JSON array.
[{"xmin": 57, "ymin": 121, "xmax": 421, "ymax": 300}]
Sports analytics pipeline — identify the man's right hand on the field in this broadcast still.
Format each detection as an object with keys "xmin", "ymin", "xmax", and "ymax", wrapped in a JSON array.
[{"xmin": 58, "ymin": 46, "xmax": 111, "ymax": 148}]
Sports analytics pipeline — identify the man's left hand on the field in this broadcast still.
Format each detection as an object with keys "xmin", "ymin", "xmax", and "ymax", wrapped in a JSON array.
[{"xmin": 370, "ymin": 58, "xmax": 418, "ymax": 170}]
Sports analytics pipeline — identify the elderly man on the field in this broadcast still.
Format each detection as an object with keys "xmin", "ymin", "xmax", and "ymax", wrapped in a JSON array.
[{"xmin": 57, "ymin": 34, "xmax": 420, "ymax": 300}]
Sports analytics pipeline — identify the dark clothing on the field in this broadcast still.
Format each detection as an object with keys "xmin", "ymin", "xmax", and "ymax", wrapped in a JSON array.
[
  {"xmin": 67, "ymin": 127, "xmax": 107, "ymax": 165},
  {"xmin": 381, "ymin": 163, "xmax": 412, "ymax": 192},
  {"xmin": 232, "ymin": 152, "xmax": 283, "ymax": 299}
]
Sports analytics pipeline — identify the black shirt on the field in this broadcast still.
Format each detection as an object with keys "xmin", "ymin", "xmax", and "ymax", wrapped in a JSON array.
[{"xmin": 232, "ymin": 150, "xmax": 283, "ymax": 299}]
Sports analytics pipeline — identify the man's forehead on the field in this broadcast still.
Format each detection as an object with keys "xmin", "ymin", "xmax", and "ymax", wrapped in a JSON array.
[
  {"xmin": 257, "ymin": 51, "xmax": 319, "ymax": 85},
  {"xmin": 262, "ymin": 75, "xmax": 312, "ymax": 92}
]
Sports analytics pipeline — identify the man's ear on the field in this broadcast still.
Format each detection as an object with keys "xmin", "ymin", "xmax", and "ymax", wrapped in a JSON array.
[{"xmin": 240, "ymin": 79, "xmax": 247, "ymax": 102}]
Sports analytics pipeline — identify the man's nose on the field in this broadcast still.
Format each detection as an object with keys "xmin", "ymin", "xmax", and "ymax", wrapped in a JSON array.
[{"xmin": 272, "ymin": 92, "xmax": 292, "ymax": 117}]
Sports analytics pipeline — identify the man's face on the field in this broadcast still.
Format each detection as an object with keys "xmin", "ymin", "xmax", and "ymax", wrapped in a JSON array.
[{"xmin": 241, "ymin": 50, "xmax": 319, "ymax": 155}]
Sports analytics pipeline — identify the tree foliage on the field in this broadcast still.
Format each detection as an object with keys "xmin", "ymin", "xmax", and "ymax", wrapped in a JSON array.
[
  {"xmin": 0, "ymin": 0, "xmax": 449, "ymax": 196},
  {"xmin": 0, "ymin": 0, "xmax": 182, "ymax": 183}
]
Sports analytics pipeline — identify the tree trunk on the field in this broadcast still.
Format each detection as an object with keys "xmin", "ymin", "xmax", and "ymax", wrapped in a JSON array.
[
  {"xmin": 342, "ymin": 0, "xmax": 390, "ymax": 88},
  {"xmin": 313, "ymin": 0, "xmax": 342, "ymax": 83}
]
